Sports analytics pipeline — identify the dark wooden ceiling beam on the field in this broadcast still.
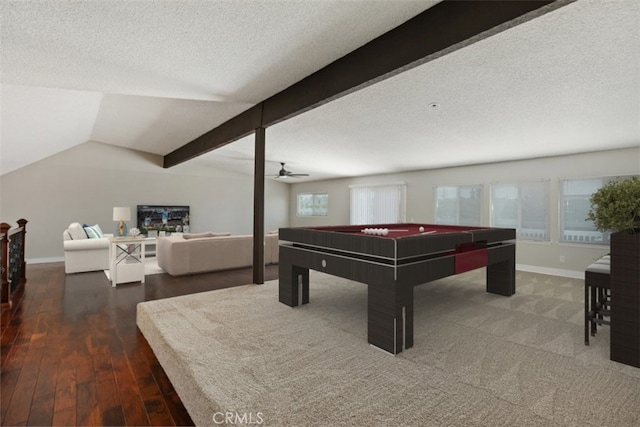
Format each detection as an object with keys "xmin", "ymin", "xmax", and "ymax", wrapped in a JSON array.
[
  {"xmin": 164, "ymin": 0, "xmax": 570, "ymax": 168},
  {"xmin": 164, "ymin": 104, "xmax": 262, "ymax": 168}
]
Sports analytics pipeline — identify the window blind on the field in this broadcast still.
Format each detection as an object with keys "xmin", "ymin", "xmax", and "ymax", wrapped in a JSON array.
[
  {"xmin": 434, "ymin": 185, "xmax": 482, "ymax": 226},
  {"xmin": 349, "ymin": 183, "xmax": 406, "ymax": 225},
  {"xmin": 491, "ymin": 180, "xmax": 549, "ymax": 241}
]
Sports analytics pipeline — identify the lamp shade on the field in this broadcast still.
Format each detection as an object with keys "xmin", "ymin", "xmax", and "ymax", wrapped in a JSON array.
[{"xmin": 113, "ymin": 207, "xmax": 131, "ymax": 221}]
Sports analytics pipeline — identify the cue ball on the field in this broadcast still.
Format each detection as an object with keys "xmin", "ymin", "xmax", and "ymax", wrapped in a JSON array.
[
  {"xmin": 419, "ymin": 226, "xmax": 425, "ymax": 232},
  {"xmin": 382, "ymin": 228, "xmax": 389, "ymax": 236}
]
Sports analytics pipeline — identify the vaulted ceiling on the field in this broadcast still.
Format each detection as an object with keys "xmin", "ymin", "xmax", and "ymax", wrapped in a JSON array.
[{"xmin": 1, "ymin": 1, "xmax": 638, "ymax": 181}]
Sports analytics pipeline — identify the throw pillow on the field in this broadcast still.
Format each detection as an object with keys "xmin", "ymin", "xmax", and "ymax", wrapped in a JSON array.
[
  {"xmin": 83, "ymin": 224, "xmax": 104, "ymax": 239},
  {"xmin": 68, "ymin": 222, "xmax": 88, "ymax": 240},
  {"xmin": 93, "ymin": 224, "xmax": 104, "ymax": 237}
]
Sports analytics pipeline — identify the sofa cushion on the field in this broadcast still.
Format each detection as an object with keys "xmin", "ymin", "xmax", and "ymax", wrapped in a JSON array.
[
  {"xmin": 183, "ymin": 232, "xmax": 213, "ymax": 240},
  {"xmin": 191, "ymin": 235, "xmax": 252, "ymax": 273},
  {"xmin": 183, "ymin": 231, "xmax": 231, "ymax": 240},
  {"xmin": 68, "ymin": 222, "xmax": 88, "ymax": 240}
]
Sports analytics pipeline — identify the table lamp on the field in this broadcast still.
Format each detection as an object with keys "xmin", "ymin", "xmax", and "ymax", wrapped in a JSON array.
[{"xmin": 113, "ymin": 207, "xmax": 131, "ymax": 237}]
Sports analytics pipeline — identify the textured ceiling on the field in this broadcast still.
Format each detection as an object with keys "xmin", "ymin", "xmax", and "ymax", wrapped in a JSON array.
[{"xmin": 1, "ymin": 0, "xmax": 639, "ymax": 180}]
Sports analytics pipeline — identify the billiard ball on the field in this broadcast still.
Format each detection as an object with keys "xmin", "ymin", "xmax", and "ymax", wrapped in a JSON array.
[
  {"xmin": 382, "ymin": 228, "xmax": 389, "ymax": 236},
  {"xmin": 419, "ymin": 226, "xmax": 425, "ymax": 232}
]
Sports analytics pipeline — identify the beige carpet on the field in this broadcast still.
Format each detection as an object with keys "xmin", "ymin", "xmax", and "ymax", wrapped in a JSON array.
[{"xmin": 137, "ymin": 269, "xmax": 640, "ymax": 427}]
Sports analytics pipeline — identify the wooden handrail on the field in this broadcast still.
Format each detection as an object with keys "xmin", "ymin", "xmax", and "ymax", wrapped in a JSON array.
[
  {"xmin": 1, "ymin": 219, "xmax": 27, "ymax": 307},
  {"xmin": 17, "ymin": 219, "xmax": 27, "ymax": 282},
  {"xmin": 1, "ymin": 223, "xmax": 10, "ymax": 306}
]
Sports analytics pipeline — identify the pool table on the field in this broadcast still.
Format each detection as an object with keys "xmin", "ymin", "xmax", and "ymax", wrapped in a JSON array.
[{"xmin": 278, "ymin": 223, "xmax": 516, "ymax": 354}]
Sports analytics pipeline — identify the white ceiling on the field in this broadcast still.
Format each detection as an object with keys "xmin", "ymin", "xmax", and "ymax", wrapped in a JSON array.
[{"xmin": 1, "ymin": 0, "xmax": 639, "ymax": 181}]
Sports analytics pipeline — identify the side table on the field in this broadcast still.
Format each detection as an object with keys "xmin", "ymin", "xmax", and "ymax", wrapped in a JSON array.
[
  {"xmin": 143, "ymin": 236, "xmax": 157, "ymax": 257},
  {"xmin": 109, "ymin": 237, "xmax": 146, "ymax": 287}
]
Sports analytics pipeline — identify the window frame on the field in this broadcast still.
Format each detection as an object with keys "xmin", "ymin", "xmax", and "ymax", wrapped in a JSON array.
[{"xmin": 296, "ymin": 192, "xmax": 329, "ymax": 217}]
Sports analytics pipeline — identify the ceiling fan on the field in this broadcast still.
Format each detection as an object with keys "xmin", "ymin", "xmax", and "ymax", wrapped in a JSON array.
[{"xmin": 270, "ymin": 162, "xmax": 309, "ymax": 179}]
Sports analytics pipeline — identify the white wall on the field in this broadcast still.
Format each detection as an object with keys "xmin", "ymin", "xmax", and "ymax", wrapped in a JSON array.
[
  {"xmin": 4, "ymin": 143, "xmax": 637, "ymax": 274},
  {"xmin": 0, "ymin": 141, "xmax": 290, "ymax": 262},
  {"xmin": 288, "ymin": 147, "xmax": 640, "ymax": 277}
]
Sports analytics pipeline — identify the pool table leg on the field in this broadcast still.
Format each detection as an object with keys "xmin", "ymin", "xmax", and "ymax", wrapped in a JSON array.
[
  {"xmin": 279, "ymin": 260, "xmax": 309, "ymax": 307},
  {"xmin": 486, "ymin": 243, "xmax": 516, "ymax": 296},
  {"xmin": 368, "ymin": 282, "xmax": 413, "ymax": 355}
]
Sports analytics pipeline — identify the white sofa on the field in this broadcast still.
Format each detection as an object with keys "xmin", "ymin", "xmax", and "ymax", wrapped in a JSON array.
[
  {"xmin": 157, "ymin": 232, "xmax": 279, "ymax": 276},
  {"xmin": 63, "ymin": 222, "xmax": 112, "ymax": 274}
]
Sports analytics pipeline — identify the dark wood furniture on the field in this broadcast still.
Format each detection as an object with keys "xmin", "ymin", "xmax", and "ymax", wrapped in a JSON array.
[
  {"xmin": 584, "ymin": 255, "xmax": 611, "ymax": 345},
  {"xmin": 279, "ymin": 223, "xmax": 516, "ymax": 354},
  {"xmin": 610, "ymin": 233, "xmax": 640, "ymax": 368}
]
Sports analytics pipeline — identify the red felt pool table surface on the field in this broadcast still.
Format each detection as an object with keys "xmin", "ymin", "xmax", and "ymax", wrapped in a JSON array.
[{"xmin": 306, "ymin": 223, "xmax": 486, "ymax": 239}]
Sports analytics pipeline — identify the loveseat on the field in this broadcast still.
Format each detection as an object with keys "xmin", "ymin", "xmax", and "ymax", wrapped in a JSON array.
[
  {"xmin": 157, "ymin": 232, "xmax": 279, "ymax": 276},
  {"xmin": 63, "ymin": 222, "xmax": 112, "ymax": 274}
]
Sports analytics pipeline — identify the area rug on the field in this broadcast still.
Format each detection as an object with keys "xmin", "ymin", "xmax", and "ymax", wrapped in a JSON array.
[
  {"xmin": 104, "ymin": 257, "xmax": 164, "ymax": 280},
  {"xmin": 137, "ymin": 270, "xmax": 640, "ymax": 427}
]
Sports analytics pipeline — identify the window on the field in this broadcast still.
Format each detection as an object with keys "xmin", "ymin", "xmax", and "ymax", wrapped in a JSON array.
[
  {"xmin": 297, "ymin": 193, "xmax": 328, "ymax": 216},
  {"xmin": 491, "ymin": 180, "xmax": 549, "ymax": 241},
  {"xmin": 349, "ymin": 183, "xmax": 406, "ymax": 225},
  {"xmin": 560, "ymin": 175, "xmax": 638, "ymax": 244},
  {"xmin": 434, "ymin": 185, "xmax": 482, "ymax": 226}
]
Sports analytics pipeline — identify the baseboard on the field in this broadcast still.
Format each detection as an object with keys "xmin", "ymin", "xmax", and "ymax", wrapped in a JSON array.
[
  {"xmin": 26, "ymin": 257, "xmax": 64, "ymax": 264},
  {"xmin": 516, "ymin": 264, "xmax": 584, "ymax": 279}
]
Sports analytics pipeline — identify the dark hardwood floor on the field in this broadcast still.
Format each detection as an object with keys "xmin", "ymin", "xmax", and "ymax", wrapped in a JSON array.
[{"xmin": 1, "ymin": 262, "xmax": 279, "ymax": 426}]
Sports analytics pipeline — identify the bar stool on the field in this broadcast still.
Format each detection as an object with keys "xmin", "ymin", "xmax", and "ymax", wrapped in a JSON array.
[{"xmin": 584, "ymin": 255, "xmax": 611, "ymax": 345}]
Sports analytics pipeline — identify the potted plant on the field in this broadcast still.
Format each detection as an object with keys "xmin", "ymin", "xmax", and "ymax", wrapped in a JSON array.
[
  {"xmin": 587, "ymin": 176, "xmax": 640, "ymax": 236},
  {"xmin": 588, "ymin": 176, "xmax": 640, "ymax": 367}
]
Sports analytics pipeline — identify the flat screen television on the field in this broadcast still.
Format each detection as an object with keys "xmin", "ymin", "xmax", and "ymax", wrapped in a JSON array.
[{"xmin": 137, "ymin": 205, "xmax": 190, "ymax": 236}]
